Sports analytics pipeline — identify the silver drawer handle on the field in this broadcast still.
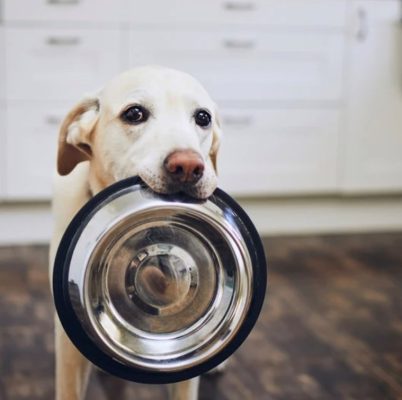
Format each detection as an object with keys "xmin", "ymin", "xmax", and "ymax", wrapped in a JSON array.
[
  {"xmin": 47, "ymin": 0, "xmax": 80, "ymax": 4},
  {"xmin": 223, "ymin": 116, "xmax": 253, "ymax": 127},
  {"xmin": 46, "ymin": 36, "xmax": 81, "ymax": 46},
  {"xmin": 223, "ymin": 1, "xmax": 255, "ymax": 11},
  {"xmin": 223, "ymin": 39, "xmax": 255, "ymax": 49},
  {"xmin": 356, "ymin": 7, "xmax": 368, "ymax": 41},
  {"xmin": 45, "ymin": 116, "xmax": 62, "ymax": 126}
]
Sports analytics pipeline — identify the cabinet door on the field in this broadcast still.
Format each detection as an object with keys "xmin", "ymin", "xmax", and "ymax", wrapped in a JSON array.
[
  {"xmin": 129, "ymin": 29, "xmax": 344, "ymax": 103},
  {"xmin": 218, "ymin": 108, "xmax": 340, "ymax": 195},
  {"xmin": 5, "ymin": 104, "xmax": 69, "ymax": 199},
  {"xmin": 5, "ymin": 28, "xmax": 123, "ymax": 101},
  {"xmin": 342, "ymin": 0, "xmax": 402, "ymax": 192}
]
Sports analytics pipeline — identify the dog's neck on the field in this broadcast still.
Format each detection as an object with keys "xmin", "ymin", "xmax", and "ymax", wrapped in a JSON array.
[{"xmin": 87, "ymin": 162, "xmax": 114, "ymax": 198}]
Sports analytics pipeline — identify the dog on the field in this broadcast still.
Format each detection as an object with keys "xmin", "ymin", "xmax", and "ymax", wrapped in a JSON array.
[{"xmin": 49, "ymin": 66, "xmax": 222, "ymax": 400}]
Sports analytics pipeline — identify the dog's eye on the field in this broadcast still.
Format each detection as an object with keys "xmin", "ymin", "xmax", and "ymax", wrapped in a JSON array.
[
  {"xmin": 194, "ymin": 109, "xmax": 212, "ymax": 128},
  {"xmin": 121, "ymin": 105, "xmax": 149, "ymax": 124}
]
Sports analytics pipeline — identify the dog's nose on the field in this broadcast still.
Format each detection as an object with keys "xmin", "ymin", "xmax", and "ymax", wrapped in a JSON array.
[{"xmin": 164, "ymin": 150, "xmax": 205, "ymax": 184}]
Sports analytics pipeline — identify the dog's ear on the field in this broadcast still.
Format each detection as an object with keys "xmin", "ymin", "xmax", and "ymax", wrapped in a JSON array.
[
  {"xmin": 209, "ymin": 110, "xmax": 222, "ymax": 173},
  {"xmin": 57, "ymin": 96, "xmax": 100, "ymax": 176}
]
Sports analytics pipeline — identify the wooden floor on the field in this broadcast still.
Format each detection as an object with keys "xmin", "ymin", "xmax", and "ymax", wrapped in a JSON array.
[{"xmin": 0, "ymin": 233, "xmax": 401, "ymax": 400}]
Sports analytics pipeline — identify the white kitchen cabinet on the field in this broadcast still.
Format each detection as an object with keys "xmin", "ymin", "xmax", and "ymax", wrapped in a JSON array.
[
  {"xmin": 4, "ymin": 104, "xmax": 68, "ymax": 199},
  {"xmin": 1, "ymin": 0, "xmax": 401, "ymax": 202},
  {"xmin": 5, "ymin": 27, "xmax": 124, "ymax": 101},
  {"xmin": 3, "ymin": 0, "xmax": 123, "ymax": 23},
  {"xmin": 341, "ymin": 0, "xmax": 402, "ymax": 193},
  {"xmin": 129, "ymin": 29, "xmax": 345, "ymax": 103},
  {"xmin": 218, "ymin": 108, "xmax": 340, "ymax": 195},
  {"xmin": 126, "ymin": 0, "xmax": 347, "ymax": 29}
]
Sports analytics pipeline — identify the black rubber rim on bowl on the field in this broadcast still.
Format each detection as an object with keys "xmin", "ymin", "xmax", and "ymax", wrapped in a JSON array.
[{"xmin": 52, "ymin": 176, "xmax": 267, "ymax": 384}]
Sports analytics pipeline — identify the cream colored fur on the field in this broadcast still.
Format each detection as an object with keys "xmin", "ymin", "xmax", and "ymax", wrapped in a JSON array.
[{"xmin": 49, "ymin": 66, "xmax": 222, "ymax": 400}]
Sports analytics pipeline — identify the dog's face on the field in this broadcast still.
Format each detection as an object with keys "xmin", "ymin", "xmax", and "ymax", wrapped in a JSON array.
[{"xmin": 57, "ymin": 66, "xmax": 221, "ymax": 199}]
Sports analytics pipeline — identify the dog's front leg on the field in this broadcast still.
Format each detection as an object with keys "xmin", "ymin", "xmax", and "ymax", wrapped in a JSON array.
[
  {"xmin": 168, "ymin": 377, "xmax": 200, "ymax": 400},
  {"xmin": 55, "ymin": 318, "xmax": 92, "ymax": 400}
]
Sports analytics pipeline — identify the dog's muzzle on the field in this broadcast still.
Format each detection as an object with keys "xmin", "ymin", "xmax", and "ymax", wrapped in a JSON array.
[{"xmin": 53, "ymin": 177, "xmax": 267, "ymax": 384}]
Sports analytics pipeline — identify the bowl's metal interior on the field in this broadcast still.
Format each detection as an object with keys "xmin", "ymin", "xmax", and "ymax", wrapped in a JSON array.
[{"xmin": 63, "ymin": 184, "xmax": 256, "ymax": 374}]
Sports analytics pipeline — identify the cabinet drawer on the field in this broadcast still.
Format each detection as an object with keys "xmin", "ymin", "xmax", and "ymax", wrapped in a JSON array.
[
  {"xmin": 218, "ymin": 108, "xmax": 340, "ymax": 195},
  {"xmin": 3, "ymin": 0, "xmax": 123, "ymax": 23},
  {"xmin": 127, "ymin": 0, "xmax": 347, "ymax": 29},
  {"xmin": 5, "ymin": 28, "xmax": 123, "ymax": 101},
  {"xmin": 5, "ymin": 104, "xmax": 68, "ymax": 199},
  {"xmin": 129, "ymin": 29, "xmax": 344, "ymax": 102}
]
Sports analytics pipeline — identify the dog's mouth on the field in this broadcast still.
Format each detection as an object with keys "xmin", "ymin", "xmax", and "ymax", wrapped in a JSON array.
[{"xmin": 138, "ymin": 172, "xmax": 217, "ymax": 200}]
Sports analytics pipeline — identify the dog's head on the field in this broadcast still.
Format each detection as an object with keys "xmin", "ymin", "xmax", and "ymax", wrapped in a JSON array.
[{"xmin": 57, "ymin": 66, "xmax": 222, "ymax": 199}]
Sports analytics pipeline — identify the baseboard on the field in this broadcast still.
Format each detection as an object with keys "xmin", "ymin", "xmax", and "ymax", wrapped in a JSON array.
[
  {"xmin": 1, "ymin": 196, "xmax": 402, "ymax": 245},
  {"xmin": 239, "ymin": 195, "xmax": 402, "ymax": 236},
  {"xmin": 0, "ymin": 203, "xmax": 53, "ymax": 245}
]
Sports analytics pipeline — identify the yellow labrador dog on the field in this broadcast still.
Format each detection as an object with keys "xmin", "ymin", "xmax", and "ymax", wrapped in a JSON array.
[{"xmin": 49, "ymin": 66, "xmax": 222, "ymax": 400}]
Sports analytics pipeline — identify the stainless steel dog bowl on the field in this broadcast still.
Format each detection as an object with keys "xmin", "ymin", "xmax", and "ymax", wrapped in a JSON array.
[{"xmin": 53, "ymin": 176, "xmax": 267, "ymax": 384}]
